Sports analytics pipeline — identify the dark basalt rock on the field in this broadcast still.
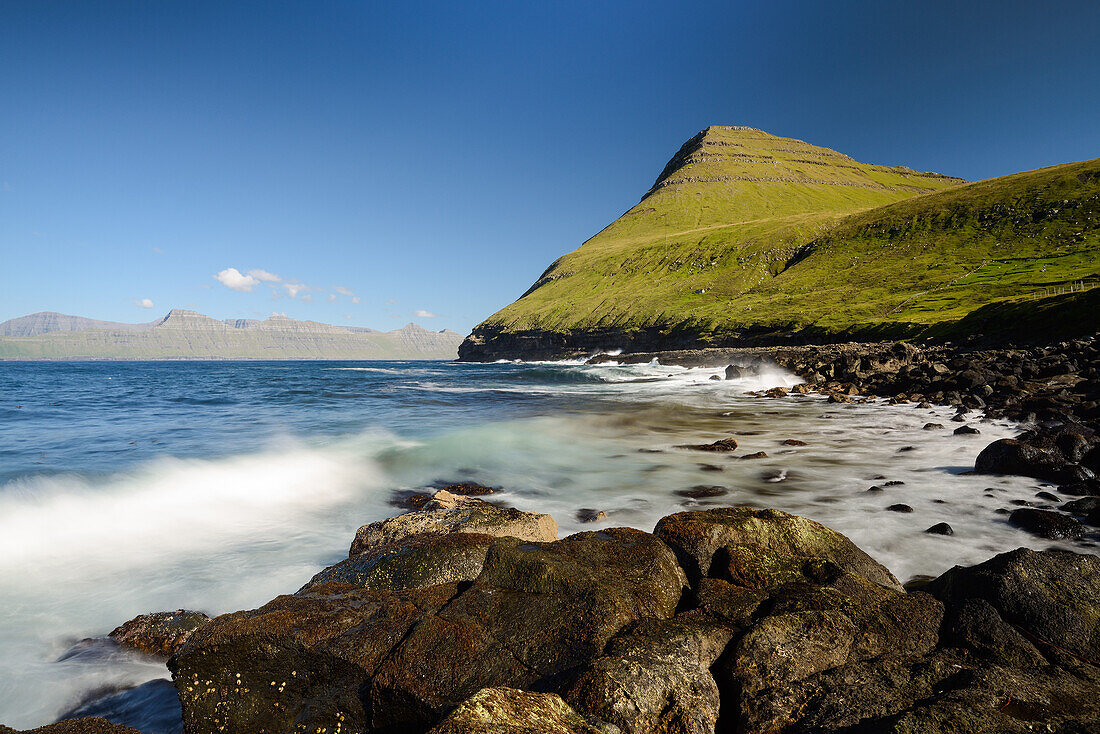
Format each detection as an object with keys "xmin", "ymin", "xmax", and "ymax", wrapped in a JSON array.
[
  {"xmin": 575, "ymin": 508, "xmax": 608, "ymax": 523},
  {"xmin": 675, "ymin": 437, "xmax": 738, "ymax": 452},
  {"xmin": 108, "ymin": 610, "xmax": 210, "ymax": 657},
  {"xmin": 1008, "ymin": 508, "xmax": 1085, "ymax": 539},
  {"xmin": 953, "ymin": 424, "xmax": 981, "ymax": 435},
  {"xmin": 654, "ymin": 506, "xmax": 901, "ymax": 589},
  {"xmin": 922, "ymin": 422, "xmax": 944, "ymax": 430},
  {"xmin": 740, "ymin": 451, "xmax": 768, "ymax": 460},
  {"xmin": 886, "ymin": 504, "xmax": 914, "ymax": 513},
  {"xmin": 924, "ymin": 547, "xmax": 1100, "ymax": 662},
  {"xmin": 925, "ymin": 522, "xmax": 954, "ymax": 535},
  {"xmin": 675, "ymin": 485, "xmax": 728, "ymax": 499},
  {"xmin": 975, "ymin": 438, "xmax": 1072, "ymax": 482}
]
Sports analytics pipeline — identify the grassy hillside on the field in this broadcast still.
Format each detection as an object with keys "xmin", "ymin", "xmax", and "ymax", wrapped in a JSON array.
[{"xmin": 463, "ymin": 127, "xmax": 1098, "ymax": 357}]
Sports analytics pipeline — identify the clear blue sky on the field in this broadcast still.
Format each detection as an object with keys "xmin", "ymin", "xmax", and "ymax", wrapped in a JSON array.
[{"xmin": 2, "ymin": 1, "xmax": 1098, "ymax": 333}]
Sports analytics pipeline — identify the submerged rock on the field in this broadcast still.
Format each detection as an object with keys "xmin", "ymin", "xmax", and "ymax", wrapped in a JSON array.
[
  {"xmin": 675, "ymin": 437, "xmax": 738, "ymax": 452},
  {"xmin": 1008, "ymin": 508, "xmax": 1085, "ymax": 539},
  {"xmin": 108, "ymin": 609, "xmax": 210, "ymax": 657}
]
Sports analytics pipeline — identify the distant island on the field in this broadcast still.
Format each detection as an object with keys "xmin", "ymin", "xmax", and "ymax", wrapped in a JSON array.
[{"xmin": 0, "ymin": 309, "xmax": 464, "ymax": 360}]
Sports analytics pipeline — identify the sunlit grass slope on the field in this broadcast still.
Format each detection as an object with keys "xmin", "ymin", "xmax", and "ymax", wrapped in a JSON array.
[{"xmin": 470, "ymin": 127, "xmax": 1098, "ymax": 346}]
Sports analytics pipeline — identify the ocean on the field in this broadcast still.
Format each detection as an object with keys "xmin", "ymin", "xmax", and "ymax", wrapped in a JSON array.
[{"xmin": 0, "ymin": 359, "xmax": 1073, "ymax": 730}]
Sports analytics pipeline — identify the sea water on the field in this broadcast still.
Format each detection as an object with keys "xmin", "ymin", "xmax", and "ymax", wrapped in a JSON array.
[{"xmin": 0, "ymin": 359, "xmax": 1090, "ymax": 730}]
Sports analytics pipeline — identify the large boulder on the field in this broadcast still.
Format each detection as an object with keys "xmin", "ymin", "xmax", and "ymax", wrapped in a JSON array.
[
  {"xmin": 173, "ymin": 528, "xmax": 683, "ymax": 734},
  {"xmin": 109, "ymin": 609, "xmax": 210, "ymax": 657},
  {"xmin": 974, "ymin": 438, "xmax": 1071, "ymax": 482},
  {"xmin": 367, "ymin": 528, "xmax": 684, "ymax": 730},
  {"xmin": 924, "ymin": 548, "xmax": 1100, "ymax": 662},
  {"xmin": 427, "ymin": 688, "xmax": 606, "ymax": 734},
  {"xmin": 654, "ymin": 507, "xmax": 901, "ymax": 589},
  {"xmin": 350, "ymin": 490, "xmax": 557, "ymax": 555},
  {"xmin": 564, "ymin": 611, "xmax": 734, "ymax": 734}
]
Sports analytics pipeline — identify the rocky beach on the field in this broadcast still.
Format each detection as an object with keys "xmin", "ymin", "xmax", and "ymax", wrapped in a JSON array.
[{"xmin": 4, "ymin": 338, "xmax": 1098, "ymax": 734}]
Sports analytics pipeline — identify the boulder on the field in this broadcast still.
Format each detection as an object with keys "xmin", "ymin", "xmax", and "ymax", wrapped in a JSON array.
[
  {"xmin": 654, "ymin": 507, "xmax": 901, "ymax": 589},
  {"xmin": 975, "ymin": 438, "xmax": 1070, "ymax": 482},
  {"xmin": 924, "ymin": 548, "xmax": 1100, "ymax": 662},
  {"xmin": 1007, "ymin": 508, "xmax": 1085, "ymax": 539},
  {"xmin": 304, "ymin": 532, "xmax": 500, "ymax": 592},
  {"xmin": 108, "ymin": 609, "xmax": 210, "ymax": 657},
  {"xmin": 565, "ymin": 612, "xmax": 734, "ymax": 734},
  {"xmin": 367, "ymin": 528, "xmax": 685, "ymax": 729},
  {"xmin": 350, "ymin": 490, "xmax": 557, "ymax": 555},
  {"xmin": 428, "ymin": 688, "xmax": 605, "ymax": 734}
]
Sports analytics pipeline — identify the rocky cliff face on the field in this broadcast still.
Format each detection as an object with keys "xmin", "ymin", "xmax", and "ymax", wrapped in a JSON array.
[
  {"xmin": 0, "ymin": 312, "xmax": 157, "ymax": 337},
  {"xmin": 0, "ymin": 310, "xmax": 464, "ymax": 360}
]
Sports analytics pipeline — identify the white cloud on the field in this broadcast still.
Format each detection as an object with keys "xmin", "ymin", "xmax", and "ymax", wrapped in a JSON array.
[
  {"xmin": 413, "ymin": 309, "xmax": 438, "ymax": 318},
  {"xmin": 327, "ymin": 294, "xmax": 337, "ymax": 302},
  {"xmin": 301, "ymin": 293, "xmax": 313, "ymax": 303},
  {"xmin": 351, "ymin": 296, "xmax": 361, "ymax": 304},
  {"xmin": 249, "ymin": 269, "xmax": 282, "ymax": 283},
  {"xmin": 214, "ymin": 267, "xmax": 260, "ymax": 292},
  {"xmin": 344, "ymin": 314, "xmax": 352, "ymax": 320},
  {"xmin": 385, "ymin": 298, "xmax": 397, "ymax": 305},
  {"xmin": 283, "ymin": 282, "xmax": 307, "ymax": 298},
  {"xmin": 332, "ymin": 286, "xmax": 354, "ymax": 297},
  {"xmin": 132, "ymin": 298, "xmax": 154, "ymax": 309},
  {"xmin": 152, "ymin": 246, "xmax": 164, "ymax": 254}
]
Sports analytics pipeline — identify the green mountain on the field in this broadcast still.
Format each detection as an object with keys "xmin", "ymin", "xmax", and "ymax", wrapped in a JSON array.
[
  {"xmin": 0, "ymin": 310, "xmax": 464, "ymax": 360},
  {"xmin": 460, "ymin": 126, "xmax": 1099, "ymax": 360}
]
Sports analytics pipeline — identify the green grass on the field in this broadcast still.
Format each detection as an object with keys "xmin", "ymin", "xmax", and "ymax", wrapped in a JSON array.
[{"xmin": 473, "ymin": 126, "xmax": 1099, "ymax": 344}]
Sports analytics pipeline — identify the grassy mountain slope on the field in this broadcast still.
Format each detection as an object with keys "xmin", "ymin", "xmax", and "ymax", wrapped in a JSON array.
[{"xmin": 461, "ymin": 127, "xmax": 1098, "ymax": 359}]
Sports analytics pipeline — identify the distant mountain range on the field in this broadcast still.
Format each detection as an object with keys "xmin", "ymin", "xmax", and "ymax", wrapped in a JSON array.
[{"xmin": 0, "ymin": 310, "xmax": 464, "ymax": 360}]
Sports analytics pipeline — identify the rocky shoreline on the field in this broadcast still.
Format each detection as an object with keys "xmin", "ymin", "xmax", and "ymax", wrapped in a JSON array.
[
  {"xmin": 5, "ymin": 336, "xmax": 1099, "ymax": 734},
  {"xmin": 12, "ymin": 482, "xmax": 1100, "ymax": 734}
]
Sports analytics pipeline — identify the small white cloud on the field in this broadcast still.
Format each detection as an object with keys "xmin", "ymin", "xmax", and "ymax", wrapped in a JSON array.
[
  {"xmin": 344, "ymin": 314, "xmax": 352, "ymax": 320},
  {"xmin": 327, "ymin": 294, "xmax": 337, "ymax": 302},
  {"xmin": 351, "ymin": 296, "xmax": 361, "ymax": 304},
  {"xmin": 385, "ymin": 298, "xmax": 397, "ymax": 305},
  {"xmin": 413, "ymin": 309, "xmax": 438, "ymax": 318},
  {"xmin": 283, "ymin": 282, "xmax": 307, "ymax": 298},
  {"xmin": 332, "ymin": 286, "xmax": 354, "ymax": 297},
  {"xmin": 271, "ymin": 311, "xmax": 287, "ymax": 317},
  {"xmin": 1, "ymin": 182, "xmax": 11, "ymax": 191},
  {"xmin": 249, "ymin": 269, "xmax": 282, "ymax": 283},
  {"xmin": 214, "ymin": 267, "xmax": 260, "ymax": 292},
  {"xmin": 132, "ymin": 298, "xmax": 154, "ymax": 309},
  {"xmin": 301, "ymin": 293, "xmax": 313, "ymax": 303},
  {"xmin": 152, "ymin": 246, "xmax": 164, "ymax": 255}
]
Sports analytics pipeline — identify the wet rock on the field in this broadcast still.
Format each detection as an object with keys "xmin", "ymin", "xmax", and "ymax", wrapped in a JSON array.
[
  {"xmin": 1008, "ymin": 508, "xmax": 1085, "ymax": 539},
  {"xmin": 740, "ymin": 451, "xmax": 768, "ymax": 460},
  {"xmin": 675, "ymin": 437, "xmax": 738, "ymax": 452},
  {"xmin": 781, "ymin": 439, "xmax": 808, "ymax": 446},
  {"xmin": 1063, "ymin": 496, "xmax": 1100, "ymax": 514},
  {"xmin": 575, "ymin": 508, "xmax": 608, "ymax": 523},
  {"xmin": 654, "ymin": 506, "xmax": 901, "ymax": 589},
  {"xmin": 1035, "ymin": 490, "xmax": 1060, "ymax": 502},
  {"xmin": 368, "ymin": 528, "xmax": 685, "ymax": 729},
  {"xmin": 761, "ymin": 470, "xmax": 787, "ymax": 482},
  {"xmin": 922, "ymin": 423, "xmax": 944, "ymax": 430},
  {"xmin": 565, "ymin": 612, "xmax": 733, "ymax": 734},
  {"xmin": 724, "ymin": 364, "xmax": 750, "ymax": 380},
  {"xmin": 975, "ymin": 438, "xmax": 1070, "ymax": 482},
  {"xmin": 764, "ymin": 386, "xmax": 789, "ymax": 398},
  {"xmin": 58, "ymin": 679, "xmax": 182, "ymax": 734},
  {"xmin": 924, "ymin": 522, "xmax": 953, "ymax": 536},
  {"xmin": 428, "ymin": 687, "xmax": 604, "ymax": 734},
  {"xmin": 350, "ymin": 490, "xmax": 557, "ymax": 555},
  {"xmin": 938, "ymin": 597, "xmax": 1046, "ymax": 667},
  {"xmin": 108, "ymin": 610, "xmax": 210, "ymax": 657},
  {"xmin": 305, "ymin": 533, "xmax": 499, "ymax": 592},
  {"xmin": 925, "ymin": 547, "xmax": 1100, "ymax": 662},
  {"xmin": 953, "ymin": 425, "xmax": 981, "ymax": 435},
  {"xmin": 674, "ymin": 486, "xmax": 728, "ymax": 499},
  {"xmin": 0, "ymin": 720, "xmax": 142, "ymax": 734},
  {"xmin": 886, "ymin": 504, "xmax": 914, "ymax": 513},
  {"xmin": 866, "ymin": 485, "xmax": 885, "ymax": 493}
]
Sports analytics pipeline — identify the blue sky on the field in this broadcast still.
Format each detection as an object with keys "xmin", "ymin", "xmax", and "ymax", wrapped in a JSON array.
[{"xmin": 2, "ymin": 1, "xmax": 1098, "ymax": 334}]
